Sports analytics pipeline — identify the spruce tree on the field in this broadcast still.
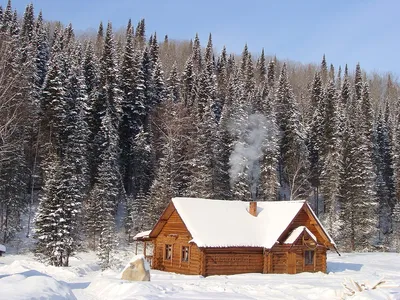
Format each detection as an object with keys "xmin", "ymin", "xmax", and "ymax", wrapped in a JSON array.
[
  {"xmin": 266, "ymin": 60, "xmax": 276, "ymax": 90},
  {"xmin": 34, "ymin": 153, "xmax": 61, "ymax": 263},
  {"xmin": 255, "ymin": 48, "xmax": 266, "ymax": 85},
  {"xmin": 276, "ymin": 64, "xmax": 310, "ymax": 200},
  {"xmin": 92, "ymin": 109, "xmax": 120, "ymax": 269},
  {"xmin": 339, "ymin": 67, "xmax": 378, "ymax": 251},
  {"xmin": 181, "ymin": 55, "xmax": 195, "ymax": 107},
  {"xmin": 167, "ymin": 63, "xmax": 180, "ymax": 102},
  {"xmin": 40, "ymin": 29, "xmax": 68, "ymax": 156},
  {"xmin": 119, "ymin": 23, "xmax": 138, "ymax": 195},
  {"xmin": 259, "ymin": 106, "xmax": 279, "ymax": 201},
  {"xmin": 375, "ymin": 111, "xmax": 393, "ymax": 238},
  {"xmin": 1, "ymin": 0, "xmax": 12, "ymax": 33},
  {"xmin": 320, "ymin": 81, "xmax": 343, "ymax": 238},
  {"xmin": 375, "ymin": 101, "xmax": 396, "ymax": 241},
  {"xmin": 308, "ymin": 72, "xmax": 324, "ymax": 212},
  {"xmin": 192, "ymin": 33, "xmax": 202, "ymax": 73},
  {"xmin": 216, "ymin": 46, "xmax": 228, "ymax": 114},
  {"xmin": 134, "ymin": 19, "xmax": 146, "ymax": 49},
  {"xmin": 213, "ymin": 101, "xmax": 233, "ymax": 199},
  {"xmin": 320, "ymin": 54, "xmax": 328, "ymax": 85},
  {"xmin": 90, "ymin": 22, "xmax": 122, "ymax": 185},
  {"xmin": 95, "ymin": 21, "xmax": 104, "ymax": 58},
  {"xmin": 187, "ymin": 74, "xmax": 216, "ymax": 198}
]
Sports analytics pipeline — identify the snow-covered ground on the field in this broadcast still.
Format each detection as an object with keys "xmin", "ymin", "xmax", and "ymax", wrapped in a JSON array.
[{"xmin": 0, "ymin": 251, "xmax": 399, "ymax": 299}]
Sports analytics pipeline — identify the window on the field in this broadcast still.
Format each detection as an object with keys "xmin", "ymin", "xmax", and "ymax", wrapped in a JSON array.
[
  {"xmin": 181, "ymin": 246, "xmax": 189, "ymax": 262},
  {"xmin": 165, "ymin": 244, "xmax": 172, "ymax": 260},
  {"xmin": 305, "ymin": 250, "xmax": 314, "ymax": 265}
]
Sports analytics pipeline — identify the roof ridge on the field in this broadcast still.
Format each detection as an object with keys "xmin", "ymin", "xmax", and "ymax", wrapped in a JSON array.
[{"xmin": 172, "ymin": 197, "xmax": 307, "ymax": 203}]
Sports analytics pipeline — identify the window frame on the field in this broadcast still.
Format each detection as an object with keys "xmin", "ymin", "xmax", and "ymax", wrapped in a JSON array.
[
  {"xmin": 165, "ymin": 244, "xmax": 172, "ymax": 261},
  {"xmin": 304, "ymin": 250, "xmax": 314, "ymax": 265},
  {"xmin": 181, "ymin": 246, "xmax": 189, "ymax": 262}
]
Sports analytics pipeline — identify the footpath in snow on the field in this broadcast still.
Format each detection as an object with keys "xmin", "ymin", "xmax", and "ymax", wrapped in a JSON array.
[{"xmin": 0, "ymin": 251, "xmax": 399, "ymax": 299}]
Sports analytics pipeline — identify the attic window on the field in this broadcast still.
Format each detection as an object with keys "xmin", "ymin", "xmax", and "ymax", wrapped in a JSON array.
[
  {"xmin": 165, "ymin": 244, "xmax": 172, "ymax": 260},
  {"xmin": 305, "ymin": 250, "xmax": 314, "ymax": 265}
]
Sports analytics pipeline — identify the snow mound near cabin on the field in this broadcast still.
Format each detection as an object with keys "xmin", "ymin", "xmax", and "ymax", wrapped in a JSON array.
[
  {"xmin": 119, "ymin": 254, "xmax": 150, "ymax": 278},
  {"xmin": 0, "ymin": 265, "xmax": 76, "ymax": 300}
]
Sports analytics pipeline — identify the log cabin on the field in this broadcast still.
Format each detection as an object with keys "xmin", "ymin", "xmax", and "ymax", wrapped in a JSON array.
[{"xmin": 137, "ymin": 198, "xmax": 337, "ymax": 276}]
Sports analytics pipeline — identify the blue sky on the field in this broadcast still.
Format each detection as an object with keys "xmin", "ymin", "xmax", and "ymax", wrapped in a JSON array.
[{"xmin": 5, "ymin": 0, "xmax": 400, "ymax": 76}]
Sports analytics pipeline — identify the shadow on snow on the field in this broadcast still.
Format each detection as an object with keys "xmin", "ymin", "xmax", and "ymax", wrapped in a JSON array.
[{"xmin": 327, "ymin": 261, "xmax": 363, "ymax": 273}]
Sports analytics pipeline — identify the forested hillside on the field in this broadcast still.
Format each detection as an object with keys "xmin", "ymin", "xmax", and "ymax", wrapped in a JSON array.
[{"xmin": 0, "ymin": 1, "xmax": 399, "ymax": 267}]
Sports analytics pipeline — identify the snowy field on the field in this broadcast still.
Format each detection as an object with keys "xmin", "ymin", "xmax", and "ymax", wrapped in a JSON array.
[{"xmin": 0, "ymin": 251, "xmax": 399, "ymax": 300}]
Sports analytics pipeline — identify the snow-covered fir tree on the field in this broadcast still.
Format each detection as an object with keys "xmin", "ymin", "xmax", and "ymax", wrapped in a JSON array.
[{"xmin": 275, "ymin": 64, "xmax": 310, "ymax": 200}]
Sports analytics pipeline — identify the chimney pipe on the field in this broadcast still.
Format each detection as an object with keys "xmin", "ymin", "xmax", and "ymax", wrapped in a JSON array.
[{"xmin": 249, "ymin": 201, "xmax": 257, "ymax": 217}]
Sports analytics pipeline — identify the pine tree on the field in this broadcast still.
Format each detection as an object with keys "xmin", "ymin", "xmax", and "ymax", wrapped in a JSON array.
[
  {"xmin": 132, "ymin": 127, "xmax": 154, "ymax": 195},
  {"xmin": 187, "ymin": 75, "xmax": 216, "ymax": 198},
  {"xmin": 1, "ymin": 0, "xmax": 12, "ymax": 33},
  {"xmin": 192, "ymin": 33, "xmax": 202, "ymax": 73},
  {"xmin": 40, "ymin": 30, "xmax": 68, "ymax": 156},
  {"xmin": 266, "ymin": 60, "xmax": 276, "ymax": 90},
  {"xmin": 92, "ymin": 109, "xmax": 120, "ymax": 269},
  {"xmin": 181, "ymin": 55, "xmax": 195, "ymax": 107},
  {"xmin": 307, "ymin": 72, "xmax": 324, "ymax": 212},
  {"xmin": 213, "ymin": 101, "xmax": 233, "ymax": 199},
  {"xmin": 90, "ymin": 22, "xmax": 122, "ymax": 185},
  {"xmin": 19, "ymin": 3, "xmax": 35, "ymax": 64},
  {"xmin": 151, "ymin": 60, "xmax": 165, "ymax": 106},
  {"xmin": 216, "ymin": 46, "xmax": 228, "ymax": 114},
  {"xmin": 375, "ymin": 111, "xmax": 393, "ymax": 239},
  {"xmin": 337, "ymin": 66, "xmax": 342, "ymax": 90},
  {"xmin": 276, "ymin": 64, "xmax": 310, "ymax": 200},
  {"xmin": 134, "ymin": 18, "xmax": 146, "ymax": 49},
  {"xmin": 259, "ymin": 103, "xmax": 279, "ymax": 201},
  {"xmin": 329, "ymin": 64, "xmax": 335, "ymax": 82},
  {"xmin": 167, "ymin": 63, "xmax": 180, "ymax": 102},
  {"xmin": 119, "ymin": 23, "xmax": 138, "ymax": 195},
  {"xmin": 255, "ymin": 48, "xmax": 266, "ymax": 85},
  {"xmin": 375, "ymin": 101, "xmax": 396, "ymax": 241},
  {"xmin": 320, "ymin": 81, "xmax": 343, "ymax": 238},
  {"xmin": 129, "ymin": 190, "xmax": 152, "ymax": 234},
  {"xmin": 34, "ymin": 11, "xmax": 50, "ymax": 91},
  {"xmin": 339, "ymin": 66, "xmax": 378, "ymax": 251},
  {"xmin": 320, "ymin": 54, "xmax": 328, "ymax": 85},
  {"xmin": 34, "ymin": 154, "xmax": 61, "ymax": 263},
  {"xmin": 95, "ymin": 21, "xmax": 104, "ymax": 58}
]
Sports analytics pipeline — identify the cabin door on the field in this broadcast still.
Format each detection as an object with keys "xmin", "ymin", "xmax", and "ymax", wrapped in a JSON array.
[{"xmin": 287, "ymin": 252, "xmax": 296, "ymax": 274}]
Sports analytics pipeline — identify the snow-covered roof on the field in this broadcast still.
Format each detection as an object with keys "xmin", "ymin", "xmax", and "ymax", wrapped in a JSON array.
[
  {"xmin": 284, "ymin": 226, "xmax": 317, "ymax": 244},
  {"xmin": 133, "ymin": 230, "xmax": 151, "ymax": 241},
  {"xmin": 170, "ymin": 198, "xmax": 335, "ymax": 248},
  {"xmin": 0, "ymin": 244, "xmax": 6, "ymax": 252}
]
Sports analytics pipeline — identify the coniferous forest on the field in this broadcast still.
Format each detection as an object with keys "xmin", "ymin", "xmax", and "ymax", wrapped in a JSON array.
[{"xmin": 0, "ymin": 1, "xmax": 399, "ymax": 268}]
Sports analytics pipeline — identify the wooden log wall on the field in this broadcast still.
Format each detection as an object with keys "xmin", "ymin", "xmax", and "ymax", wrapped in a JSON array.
[
  {"xmin": 203, "ymin": 247, "xmax": 264, "ymax": 276},
  {"xmin": 267, "ymin": 244, "xmax": 327, "ymax": 274},
  {"xmin": 152, "ymin": 210, "xmax": 202, "ymax": 275}
]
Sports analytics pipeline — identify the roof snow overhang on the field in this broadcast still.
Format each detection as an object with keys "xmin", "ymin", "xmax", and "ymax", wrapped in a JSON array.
[{"xmin": 148, "ymin": 198, "xmax": 339, "ymax": 254}]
